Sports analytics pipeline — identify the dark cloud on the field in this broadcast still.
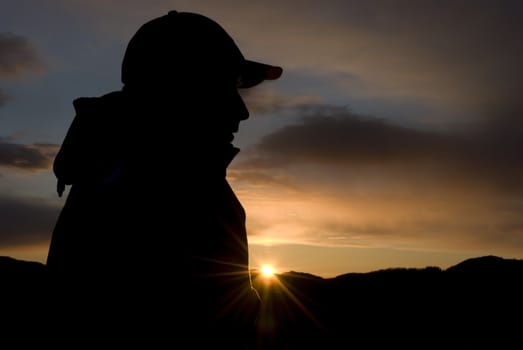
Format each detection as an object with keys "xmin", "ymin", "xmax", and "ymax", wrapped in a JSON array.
[
  {"xmin": 0, "ymin": 139, "xmax": 58, "ymax": 171},
  {"xmin": 0, "ymin": 195, "xmax": 58, "ymax": 247},
  {"xmin": 240, "ymin": 104, "xmax": 523, "ymax": 191},
  {"xmin": 243, "ymin": 105, "xmax": 453, "ymax": 164},
  {"xmin": 0, "ymin": 32, "xmax": 46, "ymax": 79},
  {"xmin": 227, "ymin": 0, "xmax": 523, "ymax": 121},
  {"xmin": 359, "ymin": 0, "xmax": 523, "ymax": 102}
]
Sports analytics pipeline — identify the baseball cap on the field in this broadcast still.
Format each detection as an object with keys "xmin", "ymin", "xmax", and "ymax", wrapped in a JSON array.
[{"xmin": 121, "ymin": 10, "xmax": 283, "ymax": 88}]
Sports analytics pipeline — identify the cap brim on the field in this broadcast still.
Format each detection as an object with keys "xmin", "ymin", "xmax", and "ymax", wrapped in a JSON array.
[{"xmin": 238, "ymin": 60, "xmax": 283, "ymax": 88}]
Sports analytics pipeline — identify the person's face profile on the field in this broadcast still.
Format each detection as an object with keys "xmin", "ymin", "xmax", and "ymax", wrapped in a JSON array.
[
  {"xmin": 177, "ymin": 83, "xmax": 243, "ymax": 149},
  {"xmin": 197, "ymin": 83, "xmax": 249, "ymax": 132}
]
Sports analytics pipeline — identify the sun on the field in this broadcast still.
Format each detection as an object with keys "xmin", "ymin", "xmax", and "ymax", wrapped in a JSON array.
[{"xmin": 260, "ymin": 264, "xmax": 276, "ymax": 279}]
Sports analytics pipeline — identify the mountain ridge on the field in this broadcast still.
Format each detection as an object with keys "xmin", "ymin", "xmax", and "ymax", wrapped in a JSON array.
[
  {"xmin": 1, "ymin": 254, "xmax": 521, "ymax": 348},
  {"xmin": 2, "ymin": 253, "xmax": 521, "ymax": 279}
]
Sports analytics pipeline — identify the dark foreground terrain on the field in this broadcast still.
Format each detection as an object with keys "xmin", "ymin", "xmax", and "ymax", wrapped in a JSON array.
[{"xmin": 1, "ymin": 255, "xmax": 522, "ymax": 348}]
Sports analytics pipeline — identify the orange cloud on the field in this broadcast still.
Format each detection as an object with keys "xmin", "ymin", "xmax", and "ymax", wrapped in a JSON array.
[
  {"xmin": 0, "ymin": 139, "xmax": 58, "ymax": 172},
  {"xmin": 230, "ymin": 102, "xmax": 523, "ymax": 257}
]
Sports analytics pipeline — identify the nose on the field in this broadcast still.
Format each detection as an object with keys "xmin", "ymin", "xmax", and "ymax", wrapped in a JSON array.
[
  {"xmin": 210, "ymin": 89, "xmax": 250, "ymax": 132},
  {"xmin": 230, "ymin": 96, "xmax": 249, "ymax": 133},
  {"xmin": 226, "ymin": 91, "xmax": 249, "ymax": 130},
  {"xmin": 237, "ymin": 94, "xmax": 249, "ymax": 121}
]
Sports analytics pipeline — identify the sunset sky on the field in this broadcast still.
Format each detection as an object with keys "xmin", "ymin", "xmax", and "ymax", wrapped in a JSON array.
[{"xmin": 1, "ymin": 0, "xmax": 522, "ymax": 277}]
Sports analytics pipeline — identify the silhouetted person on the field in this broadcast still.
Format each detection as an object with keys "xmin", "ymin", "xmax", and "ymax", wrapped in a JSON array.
[{"xmin": 46, "ymin": 10, "xmax": 282, "ymax": 348}]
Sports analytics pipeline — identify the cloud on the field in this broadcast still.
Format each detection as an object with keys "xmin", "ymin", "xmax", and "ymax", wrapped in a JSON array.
[
  {"xmin": 240, "ymin": 87, "xmax": 322, "ymax": 115},
  {"xmin": 250, "ymin": 106, "xmax": 447, "ymax": 164},
  {"xmin": 0, "ymin": 139, "xmax": 59, "ymax": 171},
  {"xmin": 238, "ymin": 104, "xmax": 523, "ymax": 192},
  {"xmin": 214, "ymin": 0, "xmax": 523, "ymax": 120},
  {"xmin": 237, "ymin": 166, "xmax": 523, "ymax": 255},
  {"xmin": 0, "ymin": 32, "xmax": 46, "ymax": 80},
  {"xmin": 229, "ymin": 102, "xmax": 523, "ymax": 256},
  {"xmin": 0, "ymin": 195, "xmax": 58, "ymax": 248}
]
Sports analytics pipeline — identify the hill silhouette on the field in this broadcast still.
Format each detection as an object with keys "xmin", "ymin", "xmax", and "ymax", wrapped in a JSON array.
[
  {"xmin": 1, "ymin": 255, "xmax": 521, "ymax": 348},
  {"xmin": 250, "ymin": 255, "xmax": 523, "ymax": 348}
]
